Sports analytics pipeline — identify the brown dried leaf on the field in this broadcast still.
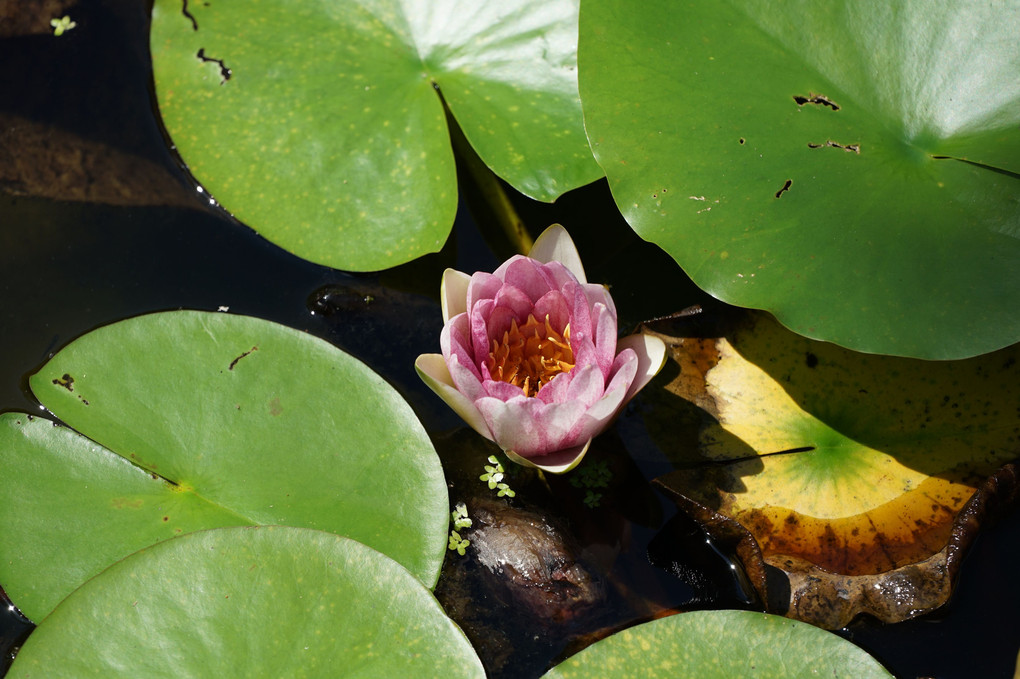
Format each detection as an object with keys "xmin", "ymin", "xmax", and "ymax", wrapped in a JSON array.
[{"xmin": 646, "ymin": 310, "xmax": 1020, "ymax": 627}]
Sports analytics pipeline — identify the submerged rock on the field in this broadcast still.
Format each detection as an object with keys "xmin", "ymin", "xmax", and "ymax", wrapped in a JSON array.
[
  {"xmin": 435, "ymin": 492, "xmax": 605, "ymax": 678},
  {"xmin": 466, "ymin": 496, "xmax": 603, "ymax": 624}
]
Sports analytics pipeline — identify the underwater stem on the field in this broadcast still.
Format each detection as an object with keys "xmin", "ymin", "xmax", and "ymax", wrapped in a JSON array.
[{"xmin": 444, "ymin": 107, "xmax": 533, "ymax": 256}]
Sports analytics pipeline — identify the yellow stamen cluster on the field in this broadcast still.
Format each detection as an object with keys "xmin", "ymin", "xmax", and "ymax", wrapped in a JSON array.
[{"xmin": 486, "ymin": 314, "xmax": 574, "ymax": 397}]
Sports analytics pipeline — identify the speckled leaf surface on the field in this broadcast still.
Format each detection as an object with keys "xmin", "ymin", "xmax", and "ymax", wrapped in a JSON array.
[
  {"xmin": 9, "ymin": 527, "xmax": 484, "ymax": 679},
  {"xmin": 645, "ymin": 311, "xmax": 1020, "ymax": 626},
  {"xmin": 542, "ymin": 610, "xmax": 893, "ymax": 678},
  {"xmin": 0, "ymin": 311, "xmax": 447, "ymax": 622},
  {"xmin": 150, "ymin": 0, "xmax": 601, "ymax": 271},
  {"xmin": 579, "ymin": 0, "xmax": 1020, "ymax": 358}
]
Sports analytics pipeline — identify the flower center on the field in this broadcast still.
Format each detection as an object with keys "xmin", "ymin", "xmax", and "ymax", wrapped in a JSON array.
[{"xmin": 486, "ymin": 314, "xmax": 574, "ymax": 397}]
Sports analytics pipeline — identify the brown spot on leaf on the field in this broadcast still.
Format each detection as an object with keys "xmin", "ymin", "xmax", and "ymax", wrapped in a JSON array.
[
  {"xmin": 269, "ymin": 397, "xmax": 283, "ymax": 416},
  {"xmin": 52, "ymin": 373, "xmax": 74, "ymax": 392},
  {"xmin": 129, "ymin": 453, "xmax": 158, "ymax": 470}
]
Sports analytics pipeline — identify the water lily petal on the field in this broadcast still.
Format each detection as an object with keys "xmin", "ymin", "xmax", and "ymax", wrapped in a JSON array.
[
  {"xmin": 441, "ymin": 269, "xmax": 471, "ymax": 323},
  {"xmin": 505, "ymin": 439, "xmax": 591, "ymax": 473},
  {"xmin": 502, "ymin": 257, "xmax": 556, "ymax": 304},
  {"xmin": 483, "ymin": 379, "xmax": 526, "ymax": 401},
  {"xmin": 466, "ymin": 272, "xmax": 503, "ymax": 311},
  {"xmin": 470, "ymin": 298, "xmax": 496, "ymax": 366},
  {"xmin": 591, "ymin": 302, "xmax": 618, "ymax": 378},
  {"xmin": 448, "ymin": 354, "xmax": 488, "ymax": 402},
  {"xmin": 542, "ymin": 260, "xmax": 583, "ymax": 295},
  {"xmin": 532, "ymin": 289, "xmax": 571, "ymax": 333},
  {"xmin": 617, "ymin": 333, "xmax": 668, "ymax": 401},
  {"xmin": 582, "ymin": 282, "xmax": 616, "ymax": 322},
  {"xmin": 567, "ymin": 363, "xmax": 609, "ymax": 407},
  {"xmin": 474, "ymin": 396, "xmax": 588, "ymax": 459},
  {"xmin": 441, "ymin": 314, "xmax": 481, "ymax": 381},
  {"xmin": 483, "ymin": 304, "xmax": 520, "ymax": 354},
  {"xmin": 583, "ymin": 349, "xmax": 638, "ymax": 422},
  {"xmin": 575, "ymin": 389, "xmax": 628, "ymax": 434},
  {"xmin": 415, "ymin": 354, "xmax": 493, "ymax": 441},
  {"xmin": 534, "ymin": 370, "xmax": 574, "ymax": 404},
  {"xmin": 492, "ymin": 283, "xmax": 534, "ymax": 323},
  {"xmin": 569, "ymin": 301, "xmax": 602, "ymax": 381},
  {"xmin": 536, "ymin": 362, "xmax": 604, "ymax": 407},
  {"xmin": 567, "ymin": 279, "xmax": 593, "ymax": 345},
  {"xmin": 553, "ymin": 355, "xmax": 637, "ymax": 450},
  {"xmin": 528, "ymin": 224, "xmax": 587, "ymax": 284}
]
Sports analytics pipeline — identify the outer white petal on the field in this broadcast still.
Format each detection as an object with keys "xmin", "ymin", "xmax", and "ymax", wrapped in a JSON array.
[
  {"xmin": 505, "ymin": 439, "xmax": 592, "ymax": 474},
  {"xmin": 528, "ymin": 224, "xmax": 587, "ymax": 284},
  {"xmin": 441, "ymin": 269, "xmax": 472, "ymax": 323},
  {"xmin": 414, "ymin": 353, "xmax": 493, "ymax": 441},
  {"xmin": 617, "ymin": 333, "xmax": 668, "ymax": 401}
]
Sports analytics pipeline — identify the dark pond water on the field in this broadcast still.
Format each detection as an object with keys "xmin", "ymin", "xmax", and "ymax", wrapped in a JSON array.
[{"xmin": 1, "ymin": 1, "xmax": 1018, "ymax": 677}]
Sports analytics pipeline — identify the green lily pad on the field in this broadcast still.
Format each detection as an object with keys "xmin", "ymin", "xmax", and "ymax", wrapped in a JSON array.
[
  {"xmin": 543, "ymin": 609, "xmax": 893, "ymax": 678},
  {"xmin": 150, "ymin": 0, "xmax": 602, "ymax": 271},
  {"xmin": 0, "ymin": 310, "xmax": 447, "ymax": 621},
  {"xmin": 8, "ymin": 526, "xmax": 484, "ymax": 678},
  {"xmin": 579, "ymin": 0, "xmax": 1020, "ymax": 359},
  {"xmin": 644, "ymin": 311, "xmax": 1020, "ymax": 626}
]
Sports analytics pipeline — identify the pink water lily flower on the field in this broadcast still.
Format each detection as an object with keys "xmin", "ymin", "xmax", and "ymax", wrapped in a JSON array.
[{"xmin": 415, "ymin": 224, "xmax": 667, "ymax": 473}]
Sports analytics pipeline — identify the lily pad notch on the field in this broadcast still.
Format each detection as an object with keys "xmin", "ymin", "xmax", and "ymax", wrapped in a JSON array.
[
  {"xmin": 151, "ymin": 0, "xmax": 603, "ymax": 271},
  {"xmin": 578, "ymin": 0, "xmax": 1020, "ymax": 358}
]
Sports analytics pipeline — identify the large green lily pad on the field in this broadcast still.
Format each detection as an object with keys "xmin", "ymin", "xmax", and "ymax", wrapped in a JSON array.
[
  {"xmin": 645, "ymin": 311, "xmax": 1020, "ymax": 627},
  {"xmin": 0, "ymin": 311, "xmax": 447, "ymax": 621},
  {"xmin": 9, "ymin": 526, "xmax": 484, "ymax": 678},
  {"xmin": 543, "ymin": 610, "xmax": 893, "ymax": 678},
  {"xmin": 579, "ymin": 0, "xmax": 1020, "ymax": 358},
  {"xmin": 151, "ymin": 0, "xmax": 602, "ymax": 271}
]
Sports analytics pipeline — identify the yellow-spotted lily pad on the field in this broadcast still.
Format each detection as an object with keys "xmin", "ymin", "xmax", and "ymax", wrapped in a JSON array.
[
  {"xmin": 9, "ymin": 527, "xmax": 484, "ymax": 678},
  {"xmin": 646, "ymin": 310, "xmax": 1020, "ymax": 628},
  {"xmin": 150, "ymin": 0, "xmax": 602, "ymax": 271},
  {"xmin": 543, "ymin": 610, "xmax": 893, "ymax": 678}
]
